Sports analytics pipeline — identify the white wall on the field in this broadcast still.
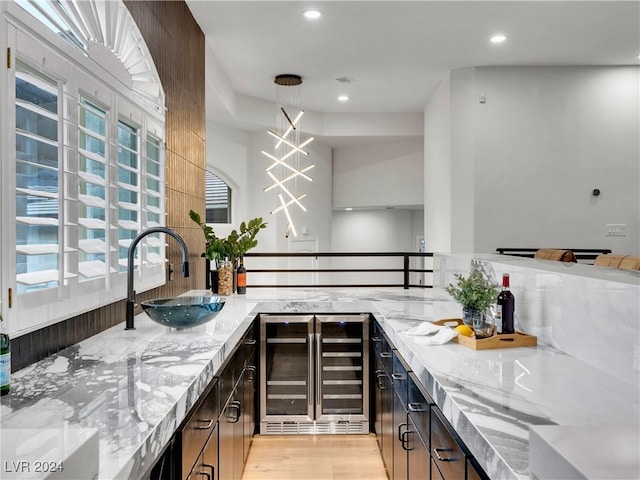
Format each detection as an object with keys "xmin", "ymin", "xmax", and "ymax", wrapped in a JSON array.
[
  {"xmin": 425, "ymin": 66, "xmax": 640, "ymax": 256},
  {"xmin": 331, "ymin": 208, "xmax": 423, "ymax": 284},
  {"xmin": 333, "ymin": 139, "xmax": 423, "ymax": 209}
]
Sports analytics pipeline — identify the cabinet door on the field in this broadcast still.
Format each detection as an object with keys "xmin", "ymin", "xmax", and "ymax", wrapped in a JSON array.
[
  {"xmin": 392, "ymin": 391, "xmax": 408, "ymax": 480},
  {"xmin": 260, "ymin": 315, "xmax": 314, "ymax": 423},
  {"xmin": 187, "ymin": 423, "xmax": 217, "ymax": 480},
  {"xmin": 181, "ymin": 381, "xmax": 218, "ymax": 480},
  {"xmin": 243, "ymin": 363, "xmax": 256, "ymax": 462},
  {"xmin": 219, "ymin": 387, "xmax": 242, "ymax": 480},
  {"xmin": 407, "ymin": 416, "xmax": 429, "ymax": 480},
  {"xmin": 430, "ymin": 407, "xmax": 465, "ymax": 480},
  {"xmin": 316, "ymin": 315, "xmax": 369, "ymax": 422}
]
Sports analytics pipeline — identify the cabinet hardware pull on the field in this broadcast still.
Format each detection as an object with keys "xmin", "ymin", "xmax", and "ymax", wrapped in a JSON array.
[
  {"xmin": 397, "ymin": 422, "xmax": 408, "ymax": 441},
  {"xmin": 392, "ymin": 373, "xmax": 404, "ymax": 380},
  {"xmin": 433, "ymin": 447, "xmax": 453, "ymax": 462},
  {"xmin": 376, "ymin": 372, "xmax": 387, "ymax": 390},
  {"xmin": 408, "ymin": 403, "xmax": 426, "ymax": 412},
  {"xmin": 380, "ymin": 352, "xmax": 392, "ymax": 358},
  {"xmin": 196, "ymin": 419, "xmax": 214, "ymax": 430},
  {"xmin": 227, "ymin": 401, "xmax": 241, "ymax": 423},
  {"xmin": 196, "ymin": 470, "xmax": 211, "ymax": 479},
  {"xmin": 372, "ymin": 336, "xmax": 382, "ymax": 342},
  {"xmin": 245, "ymin": 339, "xmax": 256, "ymax": 345},
  {"xmin": 203, "ymin": 464, "xmax": 215, "ymax": 477},
  {"xmin": 401, "ymin": 430, "xmax": 414, "ymax": 451}
]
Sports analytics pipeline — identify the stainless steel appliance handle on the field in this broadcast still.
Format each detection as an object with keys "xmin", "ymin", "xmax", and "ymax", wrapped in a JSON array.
[
  {"xmin": 308, "ymin": 333, "xmax": 314, "ymax": 413},
  {"xmin": 316, "ymin": 333, "xmax": 321, "ymax": 415}
]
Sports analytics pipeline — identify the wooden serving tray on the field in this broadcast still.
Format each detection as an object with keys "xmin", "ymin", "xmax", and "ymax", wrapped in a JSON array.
[{"xmin": 433, "ymin": 318, "xmax": 537, "ymax": 350}]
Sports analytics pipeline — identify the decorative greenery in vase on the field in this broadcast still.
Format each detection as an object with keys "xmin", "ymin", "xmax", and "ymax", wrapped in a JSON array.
[
  {"xmin": 189, "ymin": 210, "xmax": 267, "ymax": 266},
  {"xmin": 445, "ymin": 269, "xmax": 499, "ymax": 312}
]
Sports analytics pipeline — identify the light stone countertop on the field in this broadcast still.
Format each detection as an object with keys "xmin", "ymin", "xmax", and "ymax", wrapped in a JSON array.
[{"xmin": 1, "ymin": 286, "xmax": 638, "ymax": 479}]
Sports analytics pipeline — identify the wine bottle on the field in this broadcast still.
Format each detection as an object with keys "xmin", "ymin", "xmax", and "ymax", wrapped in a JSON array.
[
  {"xmin": 237, "ymin": 256, "xmax": 247, "ymax": 295},
  {"xmin": 496, "ymin": 273, "xmax": 515, "ymax": 334},
  {"xmin": 0, "ymin": 312, "xmax": 10, "ymax": 396}
]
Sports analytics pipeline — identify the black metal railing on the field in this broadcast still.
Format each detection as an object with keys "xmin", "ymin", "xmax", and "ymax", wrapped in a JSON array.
[{"xmin": 242, "ymin": 252, "xmax": 434, "ymax": 289}]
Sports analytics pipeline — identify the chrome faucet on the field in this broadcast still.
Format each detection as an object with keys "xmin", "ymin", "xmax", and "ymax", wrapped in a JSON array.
[{"xmin": 126, "ymin": 227, "xmax": 190, "ymax": 330}]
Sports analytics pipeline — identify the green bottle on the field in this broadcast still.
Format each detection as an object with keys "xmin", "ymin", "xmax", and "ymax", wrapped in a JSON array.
[{"xmin": 0, "ymin": 309, "xmax": 9, "ymax": 396}]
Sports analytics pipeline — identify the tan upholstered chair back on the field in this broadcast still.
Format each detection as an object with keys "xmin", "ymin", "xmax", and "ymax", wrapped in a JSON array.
[
  {"xmin": 594, "ymin": 254, "xmax": 629, "ymax": 268},
  {"xmin": 619, "ymin": 256, "xmax": 640, "ymax": 271},
  {"xmin": 534, "ymin": 248, "xmax": 577, "ymax": 263}
]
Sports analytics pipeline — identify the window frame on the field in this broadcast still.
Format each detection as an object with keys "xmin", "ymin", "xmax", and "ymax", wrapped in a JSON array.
[{"xmin": 0, "ymin": 4, "xmax": 166, "ymax": 337}]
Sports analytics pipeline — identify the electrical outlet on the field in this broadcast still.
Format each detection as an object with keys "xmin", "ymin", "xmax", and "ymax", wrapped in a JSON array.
[{"xmin": 606, "ymin": 224, "xmax": 626, "ymax": 236}]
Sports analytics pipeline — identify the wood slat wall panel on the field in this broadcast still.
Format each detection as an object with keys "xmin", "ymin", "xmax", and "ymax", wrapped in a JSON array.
[{"xmin": 11, "ymin": 0, "xmax": 207, "ymax": 371}]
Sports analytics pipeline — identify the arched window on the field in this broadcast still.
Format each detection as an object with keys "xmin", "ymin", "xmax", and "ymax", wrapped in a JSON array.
[{"xmin": 205, "ymin": 170, "xmax": 232, "ymax": 224}]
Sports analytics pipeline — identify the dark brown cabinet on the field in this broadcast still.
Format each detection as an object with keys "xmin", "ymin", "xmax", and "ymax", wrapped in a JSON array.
[
  {"xmin": 392, "ymin": 350, "xmax": 410, "ymax": 480},
  {"xmin": 180, "ymin": 380, "xmax": 219, "ymax": 480},
  {"xmin": 371, "ymin": 320, "xmax": 490, "ymax": 480},
  {"xmin": 243, "ymin": 327, "xmax": 257, "ymax": 462},
  {"xmin": 430, "ymin": 407, "xmax": 465, "ymax": 480},
  {"xmin": 372, "ymin": 321, "xmax": 393, "ymax": 476}
]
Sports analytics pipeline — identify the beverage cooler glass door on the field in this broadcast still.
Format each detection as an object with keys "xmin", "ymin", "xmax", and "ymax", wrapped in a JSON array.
[
  {"xmin": 260, "ymin": 314, "xmax": 314, "ymax": 423},
  {"xmin": 315, "ymin": 314, "xmax": 369, "ymax": 423}
]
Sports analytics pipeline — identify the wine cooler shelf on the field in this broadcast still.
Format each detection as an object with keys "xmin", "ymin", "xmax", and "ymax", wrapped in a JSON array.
[{"xmin": 260, "ymin": 314, "xmax": 370, "ymax": 435}]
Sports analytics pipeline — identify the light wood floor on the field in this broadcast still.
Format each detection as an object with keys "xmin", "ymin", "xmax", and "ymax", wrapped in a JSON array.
[{"xmin": 242, "ymin": 434, "xmax": 388, "ymax": 480}]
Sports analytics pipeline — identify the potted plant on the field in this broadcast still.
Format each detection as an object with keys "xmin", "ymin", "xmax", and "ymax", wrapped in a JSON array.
[
  {"xmin": 445, "ymin": 269, "xmax": 499, "ymax": 337},
  {"xmin": 190, "ymin": 210, "xmax": 267, "ymax": 294}
]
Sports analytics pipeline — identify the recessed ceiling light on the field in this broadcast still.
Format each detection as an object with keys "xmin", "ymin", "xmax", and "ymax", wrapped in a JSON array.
[
  {"xmin": 338, "ymin": 95, "xmax": 349, "ymax": 102},
  {"xmin": 303, "ymin": 9, "xmax": 322, "ymax": 20},
  {"xmin": 490, "ymin": 34, "xmax": 507, "ymax": 44}
]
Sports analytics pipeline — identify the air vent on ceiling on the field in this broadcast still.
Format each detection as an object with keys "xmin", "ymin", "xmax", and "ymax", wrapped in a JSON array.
[{"xmin": 335, "ymin": 76, "xmax": 355, "ymax": 84}]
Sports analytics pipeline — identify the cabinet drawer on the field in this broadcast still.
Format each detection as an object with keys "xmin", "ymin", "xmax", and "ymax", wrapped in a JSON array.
[
  {"xmin": 407, "ymin": 372, "xmax": 432, "ymax": 448},
  {"xmin": 181, "ymin": 379, "xmax": 219, "ymax": 479},
  {"xmin": 430, "ymin": 407, "xmax": 465, "ymax": 480},
  {"xmin": 391, "ymin": 350, "xmax": 409, "ymax": 405},
  {"xmin": 372, "ymin": 322, "xmax": 393, "ymax": 373}
]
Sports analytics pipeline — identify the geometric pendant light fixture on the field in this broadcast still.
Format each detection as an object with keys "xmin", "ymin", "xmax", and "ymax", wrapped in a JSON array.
[{"xmin": 262, "ymin": 74, "xmax": 314, "ymax": 237}]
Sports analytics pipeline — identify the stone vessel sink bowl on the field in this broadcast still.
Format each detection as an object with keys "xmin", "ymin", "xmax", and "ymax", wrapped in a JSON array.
[{"xmin": 141, "ymin": 296, "xmax": 225, "ymax": 329}]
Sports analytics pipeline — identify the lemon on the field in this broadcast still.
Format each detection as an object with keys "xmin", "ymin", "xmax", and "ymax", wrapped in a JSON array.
[{"xmin": 454, "ymin": 324, "xmax": 474, "ymax": 337}]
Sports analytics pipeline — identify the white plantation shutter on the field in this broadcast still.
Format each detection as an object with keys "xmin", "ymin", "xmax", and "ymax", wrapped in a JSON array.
[
  {"xmin": 2, "ymin": 1, "xmax": 166, "ymax": 336},
  {"xmin": 14, "ymin": 64, "xmax": 62, "ymax": 293},
  {"xmin": 77, "ymin": 99, "xmax": 109, "ymax": 281}
]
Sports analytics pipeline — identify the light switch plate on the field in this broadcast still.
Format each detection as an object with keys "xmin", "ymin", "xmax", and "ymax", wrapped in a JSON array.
[{"xmin": 606, "ymin": 224, "xmax": 626, "ymax": 236}]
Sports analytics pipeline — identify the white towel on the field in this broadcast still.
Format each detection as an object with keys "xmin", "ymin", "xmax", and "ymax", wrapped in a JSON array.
[
  {"xmin": 402, "ymin": 322, "xmax": 443, "ymax": 336},
  {"xmin": 411, "ymin": 328, "xmax": 458, "ymax": 345}
]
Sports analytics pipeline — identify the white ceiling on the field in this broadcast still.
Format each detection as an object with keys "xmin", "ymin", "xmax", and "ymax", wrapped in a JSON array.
[{"xmin": 185, "ymin": 1, "xmax": 639, "ymax": 143}]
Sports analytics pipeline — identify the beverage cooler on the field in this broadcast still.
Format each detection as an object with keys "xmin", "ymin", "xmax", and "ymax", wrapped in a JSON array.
[{"xmin": 259, "ymin": 314, "xmax": 369, "ymax": 434}]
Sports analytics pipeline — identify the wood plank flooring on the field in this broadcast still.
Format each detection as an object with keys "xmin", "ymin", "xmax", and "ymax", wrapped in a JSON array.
[{"xmin": 242, "ymin": 435, "xmax": 388, "ymax": 480}]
